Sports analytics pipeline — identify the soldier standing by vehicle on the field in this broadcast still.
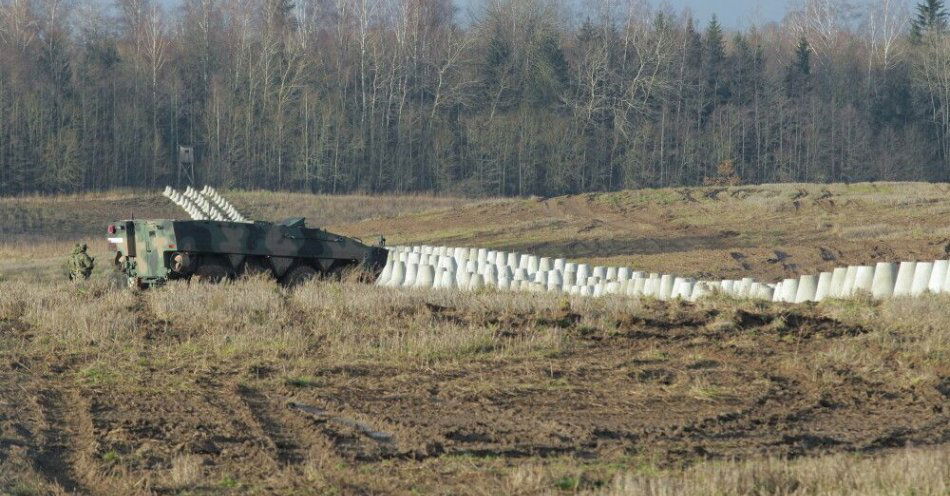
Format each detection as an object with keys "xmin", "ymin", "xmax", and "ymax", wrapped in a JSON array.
[{"xmin": 66, "ymin": 243, "xmax": 95, "ymax": 281}]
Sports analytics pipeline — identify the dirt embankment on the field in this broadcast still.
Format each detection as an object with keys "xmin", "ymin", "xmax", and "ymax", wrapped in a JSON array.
[{"xmin": 345, "ymin": 183, "xmax": 950, "ymax": 282}]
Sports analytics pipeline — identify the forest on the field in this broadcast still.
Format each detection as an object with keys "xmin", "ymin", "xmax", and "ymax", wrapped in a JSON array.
[{"xmin": 2, "ymin": 0, "xmax": 950, "ymax": 196}]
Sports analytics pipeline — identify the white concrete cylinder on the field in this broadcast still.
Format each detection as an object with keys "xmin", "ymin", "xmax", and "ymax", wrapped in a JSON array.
[
  {"xmin": 539, "ymin": 257, "xmax": 553, "ymax": 272},
  {"xmin": 737, "ymin": 278, "xmax": 754, "ymax": 298},
  {"xmin": 674, "ymin": 279, "xmax": 695, "ymax": 300},
  {"xmin": 468, "ymin": 274, "xmax": 485, "ymax": 291},
  {"xmin": 514, "ymin": 268, "xmax": 529, "ymax": 281},
  {"xmin": 617, "ymin": 267, "xmax": 630, "ymax": 281},
  {"xmin": 403, "ymin": 263, "xmax": 419, "ymax": 287},
  {"xmin": 527, "ymin": 256, "xmax": 540, "ymax": 274},
  {"xmin": 414, "ymin": 265, "xmax": 435, "ymax": 288},
  {"xmin": 929, "ymin": 260, "xmax": 949, "ymax": 293},
  {"xmin": 795, "ymin": 275, "xmax": 819, "ymax": 303},
  {"xmin": 853, "ymin": 266, "xmax": 875, "ymax": 295},
  {"xmin": 690, "ymin": 282, "xmax": 709, "ymax": 301},
  {"xmin": 580, "ymin": 286, "xmax": 593, "ymax": 297},
  {"xmin": 408, "ymin": 252, "xmax": 421, "ymax": 265},
  {"xmin": 477, "ymin": 249, "xmax": 488, "ymax": 264},
  {"xmin": 485, "ymin": 265, "xmax": 499, "ymax": 287},
  {"xmin": 456, "ymin": 268, "xmax": 470, "ymax": 288},
  {"xmin": 911, "ymin": 262, "xmax": 934, "ymax": 296},
  {"xmin": 576, "ymin": 264, "xmax": 590, "ymax": 284},
  {"xmin": 942, "ymin": 265, "xmax": 950, "ymax": 294},
  {"xmin": 494, "ymin": 251, "xmax": 506, "ymax": 266},
  {"xmin": 781, "ymin": 278, "xmax": 799, "ymax": 303},
  {"xmin": 643, "ymin": 277, "xmax": 657, "ymax": 297},
  {"xmin": 633, "ymin": 277, "xmax": 647, "ymax": 296},
  {"xmin": 518, "ymin": 254, "xmax": 530, "ymax": 269},
  {"xmin": 829, "ymin": 267, "xmax": 848, "ymax": 298},
  {"xmin": 658, "ymin": 275, "xmax": 675, "ymax": 301},
  {"xmin": 814, "ymin": 272, "xmax": 833, "ymax": 301},
  {"xmin": 605, "ymin": 267, "xmax": 618, "ymax": 281},
  {"xmin": 894, "ymin": 261, "xmax": 917, "ymax": 297},
  {"xmin": 605, "ymin": 281, "xmax": 621, "ymax": 294},
  {"xmin": 441, "ymin": 269, "xmax": 457, "ymax": 289},
  {"xmin": 377, "ymin": 257, "xmax": 394, "ymax": 285},
  {"xmin": 554, "ymin": 259, "xmax": 566, "ymax": 272},
  {"xmin": 593, "ymin": 266, "xmax": 607, "ymax": 280},
  {"xmin": 507, "ymin": 252, "xmax": 520, "ymax": 269},
  {"xmin": 547, "ymin": 271, "xmax": 563, "ymax": 292},
  {"xmin": 871, "ymin": 262, "xmax": 897, "ymax": 299},
  {"xmin": 841, "ymin": 266, "xmax": 859, "ymax": 297},
  {"xmin": 721, "ymin": 280, "xmax": 734, "ymax": 295},
  {"xmin": 564, "ymin": 270, "xmax": 577, "ymax": 287},
  {"xmin": 388, "ymin": 262, "xmax": 406, "ymax": 287},
  {"xmin": 772, "ymin": 282, "xmax": 783, "ymax": 302}
]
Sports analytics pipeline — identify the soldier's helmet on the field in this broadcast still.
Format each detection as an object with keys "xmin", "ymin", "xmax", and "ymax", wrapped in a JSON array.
[
  {"xmin": 80, "ymin": 243, "xmax": 88, "ymax": 252},
  {"xmin": 72, "ymin": 243, "xmax": 83, "ymax": 254}
]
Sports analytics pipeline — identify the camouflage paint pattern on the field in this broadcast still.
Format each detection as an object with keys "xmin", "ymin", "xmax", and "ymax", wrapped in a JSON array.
[{"xmin": 108, "ymin": 218, "xmax": 388, "ymax": 288}]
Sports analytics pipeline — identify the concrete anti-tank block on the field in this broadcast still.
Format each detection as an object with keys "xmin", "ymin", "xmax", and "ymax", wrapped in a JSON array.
[
  {"xmin": 795, "ymin": 275, "xmax": 818, "ymax": 303},
  {"xmin": 781, "ymin": 278, "xmax": 799, "ymax": 303},
  {"xmin": 893, "ymin": 261, "xmax": 917, "ymax": 296},
  {"xmin": 468, "ymin": 274, "xmax": 485, "ymax": 291},
  {"xmin": 814, "ymin": 272, "xmax": 833, "ymax": 301},
  {"xmin": 403, "ymin": 263, "xmax": 419, "ymax": 287},
  {"xmin": 829, "ymin": 267, "xmax": 848, "ymax": 298},
  {"xmin": 658, "ymin": 275, "xmax": 675, "ymax": 300},
  {"xmin": 853, "ymin": 266, "xmax": 875, "ymax": 295},
  {"xmin": 928, "ymin": 260, "xmax": 948, "ymax": 293},
  {"xmin": 911, "ymin": 262, "xmax": 934, "ymax": 296},
  {"xmin": 840, "ymin": 266, "xmax": 859, "ymax": 297},
  {"xmin": 388, "ymin": 262, "xmax": 406, "ymax": 287},
  {"xmin": 871, "ymin": 263, "xmax": 897, "ymax": 299}
]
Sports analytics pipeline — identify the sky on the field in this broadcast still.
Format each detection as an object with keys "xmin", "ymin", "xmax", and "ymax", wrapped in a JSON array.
[
  {"xmin": 155, "ymin": 0, "xmax": 793, "ymax": 29},
  {"xmin": 670, "ymin": 0, "xmax": 786, "ymax": 28}
]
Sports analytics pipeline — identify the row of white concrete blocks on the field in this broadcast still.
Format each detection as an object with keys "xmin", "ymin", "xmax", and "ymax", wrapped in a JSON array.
[
  {"xmin": 375, "ymin": 245, "xmax": 738, "ymax": 301},
  {"xmin": 375, "ymin": 245, "xmax": 950, "ymax": 303},
  {"xmin": 771, "ymin": 260, "xmax": 950, "ymax": 303}
]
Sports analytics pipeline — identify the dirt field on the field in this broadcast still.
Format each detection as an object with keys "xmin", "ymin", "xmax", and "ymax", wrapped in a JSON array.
[{"xmin": 0, "ymin": 184, "xmax": 948, "ymax": 494}]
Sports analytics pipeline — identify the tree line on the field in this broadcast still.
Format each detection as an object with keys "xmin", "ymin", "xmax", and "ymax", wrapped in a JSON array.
[{"xmin": 3, "ymin": 0, "xmax": 950, "ymax": 197}]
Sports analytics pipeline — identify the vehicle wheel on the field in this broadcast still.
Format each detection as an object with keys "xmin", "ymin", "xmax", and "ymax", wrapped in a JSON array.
[
  {"xmin": 281, "ymin": 265, "xmax": 319, "ymax": 287},
  {"xmin": 194, "ymin": 258, "xmax": 232, "ymax": 283},
  {"xmin": 241, "ymin": 257, "xmax": 274, "ymax": 279}
]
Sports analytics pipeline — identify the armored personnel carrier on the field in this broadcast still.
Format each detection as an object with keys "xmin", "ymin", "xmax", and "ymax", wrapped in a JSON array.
[{"xmin": 108, "ymin": 186, "xmax": 387, "ymax": 288}]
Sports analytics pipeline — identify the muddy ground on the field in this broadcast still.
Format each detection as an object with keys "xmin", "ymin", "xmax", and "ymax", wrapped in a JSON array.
[{"xmin": 1, "ymin": 292, "xmax": 946, "ymax": 494}]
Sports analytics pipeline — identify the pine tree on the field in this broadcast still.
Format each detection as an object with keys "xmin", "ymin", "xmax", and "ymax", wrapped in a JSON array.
[
  {"xmin": 911, "ymin": 0, "xmax": 948, "ymax": 42},
  {"xmin": 704, "ymin": 16, "xmax": 729, "ymax": 104},
  {"xmin": 786, "ymin": 36, "xmax": 812, "ymax": 97}
]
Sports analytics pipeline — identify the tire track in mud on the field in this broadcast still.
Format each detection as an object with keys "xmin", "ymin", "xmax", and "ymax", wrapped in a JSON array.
[
  {"xmin": 31, "ymin": 388, "xmax": 85, "ymax": 494},
  {"xmin": 233, "ymin": 384, "xmax": 399, "ymax": 463},
  {"xmin": 233, "ymin": 384, "xmax": 310, "ymax": 466}
]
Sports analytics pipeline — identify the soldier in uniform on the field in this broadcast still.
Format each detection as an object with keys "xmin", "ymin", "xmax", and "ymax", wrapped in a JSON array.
[{"xmin": 66, "ymin": 243, "xmax": 95, "ymax": 281}]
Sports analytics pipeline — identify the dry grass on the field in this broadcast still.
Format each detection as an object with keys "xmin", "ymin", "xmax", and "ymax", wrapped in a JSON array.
[
  {"xmin": 497, "ymin": 447, "xmax": 949, "ymax": 495},
  {"xmin": 597, "ymin": 447, "xmax": 949, "ymax": 496}
]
